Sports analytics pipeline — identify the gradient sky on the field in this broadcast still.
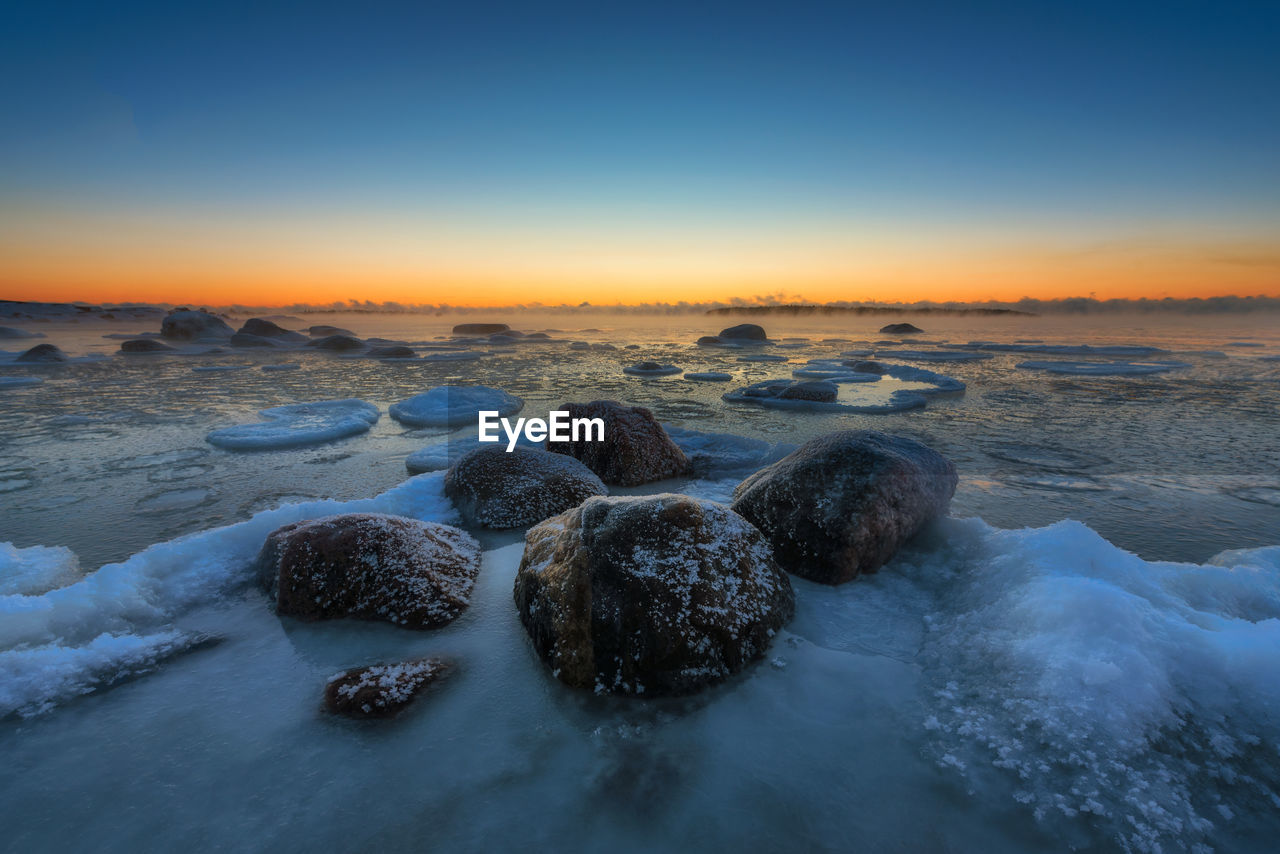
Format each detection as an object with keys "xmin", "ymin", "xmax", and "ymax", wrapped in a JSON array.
[{"xmin": 2, "ymin": 0, "xmax": 1278, "ymax": 306}]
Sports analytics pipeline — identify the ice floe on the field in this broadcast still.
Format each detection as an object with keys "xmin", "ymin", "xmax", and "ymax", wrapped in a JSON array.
[
  {"xmin": 623, "ymin": 362, "xmax": 681, "ymax": 376},
  {"xmin": 389, "ymin": 385, "xmax": 523, "ymax": 428},
  {"xmin": 0, "ymin": 542, "xmax": 81, "ymax": 596},
  {"xmin": 206, "ymin": 399, "xmax": 380, "ymax": 450},
  {"xmin": 881, "ymin": 350, "xmax": 993, "ymax": 362},
  {"xmin": 1016, "ymin": 360, "xmax": 1191, "ymax": 376}
]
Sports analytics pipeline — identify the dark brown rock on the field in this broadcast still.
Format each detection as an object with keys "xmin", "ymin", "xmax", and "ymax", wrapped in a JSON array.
[
  {"xmin": 514, "ymin": 494, "xmax": 794, "ymax": 696},
  {"xmin": 255, "ymin": 513, "xmax": 480, "ymax": 628},
  {"xmin": 718, "ymin": 323, "xmax": 767, "ymax": 340},
  {"xmin": 731, "ymin": 430, "xmax": 957, "ymax": 584},
  {"xmin": 324, "ymin": 658, "xmax": 451, "ymax": 719},
  {"xmin": 445, "ymin": 445, "xmax": 606, "ymax": 528},
  {"xmin": 546, "ymin": 400, "xmax": 691, "ymax": 486}
]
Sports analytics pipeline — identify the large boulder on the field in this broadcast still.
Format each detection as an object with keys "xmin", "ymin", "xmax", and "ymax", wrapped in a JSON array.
[
  {"xmin": 254, "ymin": 513, "xmax": 480, "ymax": 628},
  {"xmin": 879, "ymin": 322, "xmax": 923, "ymax": 334},
  {"xmin": 718, "ymin": 323, "xmax": 767, "ymax": 341},
  {"xmin": 731, "ymin": 431, "xmax": 957, "ymax": 584},
  {"xmin": 120, "ymin": 338, "xmax": 176, "ymax": 353},
  {"xmin": 161, "ymin": 309, "xmax": 235, "ymax": 341},
  {"xmin": 15, "ymin": 344, "xmax": 67, "ymax": 363},
  {"xmin": 452, "ymin": 322, "xmax": 510, "ymax": 335},
  {"xmin": 546, "ymin": 400, "xmax": 690, "ymax": 486},
  {"xmin": 445, "ymin": 445, "xmax": 606, "ymax": 528},
  {"xmin": 514, "ymin": 494, "xmax": 794, "ymax": 696},
  {"xmin": 324, "ymin": 658, "xmax": 451, "ymax": 719},
  {"xmin": 238, "ymin": 318, "xmax": 308, "ymax": 343}
]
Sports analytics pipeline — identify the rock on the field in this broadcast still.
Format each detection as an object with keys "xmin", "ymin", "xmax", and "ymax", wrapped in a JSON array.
[
  {"xmin": 120, "ymin": 338, "xmax": 177, "ymax": 353},
  {"xmin": 718, "ymin": 323, "xmax": 767, "ymax": 341},
  {"xmin": 569, "ymin": 341, "xmax": 590, "ymax": 350},
  {"xmin": 452, "ymin": 322, "xmax": 510, "ymax": 335},
  {"xmin": 367, "ymin": 345, "xmax": 416, "ymax": 358},
  {"xmin": 15, "ymin": 344, "xmax": 68, "ymax": 363},
  {"xmin": 525, "ymin": 332, "xmax": 551, "ymax": 340},
  {"xmin": 444, "ymin": 445, "xmax": 606, "ymax": 528},
  {"xmin": 160, "ymin": 309, "xmax": 235, "ymax": 341},
  {"xmin": 487, "ymin": 335, "xmax": 519, "ymax": 345},
  {"xmin": 324, "ymin": 658, "xmax": 451, "ymax": 719},
  {"xmin": 238, "ymin": 318, "xmax": 308, "ymax": 343},
  {"xmin": 879, "ymin": 322, "xmax": 923, "ymax": 334},
  {"xmin": 514, "ymin": 494, "xmax": 794, "ymax": 696},
  {"xmin": 0, "ymin": 326, "xmax": 43, "ymax": 339},
  {"xmin": 308, "ymin": 325, "xmax": 355, "ymax": 337},
  {"xmin": 845, "ymin": 360, "xmax": 885, "ymax": 374},
  {"xmin": 777, "ymin": 380, "xmax": 837, "ymax": 402},
  {"xmin": 229, "ymin": 332, "xmax": 281, "ymax": 348},
  {"xmin": 546, "ymin": 400, "xmax": 691, "ymax": 486},
  {"xmin": 307, "ymin": 334, "xmax": 367, "ymax": 352},
  {"xmin": 255, "ymin": 513, "xmax": 480, "ymax": 628},
  {"xmin": 731, "ymin": 430, "xmax": 957, "ymax": 584},
  {"xmin": 696, "ymin": 335, "xmax": 725, "ymax": 346}
]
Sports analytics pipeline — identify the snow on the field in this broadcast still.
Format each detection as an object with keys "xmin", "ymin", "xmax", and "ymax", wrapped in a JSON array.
[
  {"xmin": 0, "ymin": 542, "xmax": 80, "ymax": 595},
  {"xmin": 206, "ymin": 399, "xmax": 380, "ymax": 450},
  {"xmin": 0, "ymin": 471, "xmax": 455, "ymax": 718},
  {"xmin": 389, "ymin": 385, "xmax": 524, "ymax": 428},
  {"xmin": 405, "ymin": 432, "xmax": 540, "ymax": 473},
  {"xmin": 1016, "ymin": 360, "xmax": 1191, "ymax": 376}
]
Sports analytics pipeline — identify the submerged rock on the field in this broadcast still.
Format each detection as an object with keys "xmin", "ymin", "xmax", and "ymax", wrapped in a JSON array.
[
  {"xmin": 880, "ymin": 322, "xmax": 923, "ymax": 334},
  {"xmin": 255, "ymin": 513, "xmax": 480, "ymax": 628},
  {"xmin": 452, "ymin": 322, "xmax": 510, "ymax": 335},
  {"xmin": 444, "ymin": 445, "xmax": 606, "ymax": 528},
  {"xmin": 546, "ymin": 400, "xmax": 691, "ymax": 486},
  {"xmin": 237, "ymin": 318, "xmax": 307, "ymax": 343},
  {"xmin": 324, "ymin": 658, "xmax": 451, "ymax": 719},
  {"xmin": 731, "ymin": 430, "xmax": 957, "ymax": 584},
  {"xmin": 120, "ymin": 338, "xmax": 177, "ymax": 353},
  {"xmin": 161, "ymin": 309, "xmax": 235, "ymax": 341},
  {"xmin": 514, "ymin": 494, "xmax": 794, "ymax": 696},
  {"xmin": 718, "ymin": 323, "xmax": 767, "ymax": 341},
  {"xmin": 306, "ymin": 334, "xmax": 366, "ymax": 352},
  {"xmin": 15, "ymin": 344, "xmax": 68, "ymax": 363}
]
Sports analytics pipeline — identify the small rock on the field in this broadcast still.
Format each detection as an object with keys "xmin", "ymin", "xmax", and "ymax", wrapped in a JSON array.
[
  {"xmin": 120, "ymin": 338, "xmax": 177, "ymax": 353},
  {"xmin": 324, "ymin": 658, "xmax": 451, "ymax": 719},
  {"xmin": 15, "ymin": 344, "xmax": 68, "ymax": 363},
  {"xmin": 879, "ymin": 323, "xmax": 923, "ymax": 334},
  {"xmin": 778, "ymin": 380, "xmax": 838, "ymax": 402},
  {"xmin": 367, "ymin": 345, "xmax": 416, "ymax": 358}
]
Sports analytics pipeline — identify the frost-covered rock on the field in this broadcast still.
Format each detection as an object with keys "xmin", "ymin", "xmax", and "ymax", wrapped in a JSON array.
[
  {"xmin": 718, "ymin": 323, "xmax": 767, "ymax": 341},
  {"xmin": 732, "ymin": 431, "xmax": 957, "ymax": 584},
  {"xmin": 160, "ymin": 309, "xmax": 234, "ymax": 341},
  {"xmin": 444, "ymin": 445, "xmax": 606, "ymax": 528},
  {"xmin": 452, "ymin": 322, "xmax": 509, "ymax": 335},
  {"xmin": 880, "ymin": 322, "xmax": 923, "ymax": 334},
  {"xmin": 120, "ymin": 338, "xmax": 176, "ymax": 353},
  {"xmin": 206, "ymin": 399, "xmax": 379, "ymax": 450},
  {"xmin": 306, "ymin": 334, "xmax": 366, "ymax": 352},
  {"xmin": 15, "ymin": 344, "xmax": 67, "ymax": 363},
  {"xmin": 237, "ymin": 318, "xmax": 308, "ymax": 344},
  {"xmin": 546, "ymin": 400, "xmax": 691, "ymax": 486},
  {"xmin": 255, "ymin": 513, "xmax": 480, "ymax": 628},
  {"xmin": 324, "ymin": 658, "xmax": 451, "ymax": 718},
  {"xmin": 514, "ymin": 494, "xmax": 794, "ymax": 696},
  {"xmin": 389, "ymin": 385, "xmax": 523, "ymax": 428}
]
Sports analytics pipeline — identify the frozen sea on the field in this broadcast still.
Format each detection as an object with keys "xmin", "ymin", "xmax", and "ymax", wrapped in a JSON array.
[{"xmin": 1, "ymin": 310, "xmax": 1279, "ymax": 852}]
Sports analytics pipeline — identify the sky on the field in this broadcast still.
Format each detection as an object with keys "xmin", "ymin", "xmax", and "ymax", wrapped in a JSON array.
[{"xmin": 1, "ymin": 0, "xmax": 1278, "ymax": 307}]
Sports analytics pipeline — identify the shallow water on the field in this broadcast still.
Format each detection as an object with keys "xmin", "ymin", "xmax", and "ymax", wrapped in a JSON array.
[{"xmin": 2, "ymin": 309, "xmax": 1279, "ymax": 853}]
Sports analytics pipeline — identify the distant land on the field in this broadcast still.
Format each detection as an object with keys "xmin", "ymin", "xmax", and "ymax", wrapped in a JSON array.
[{"xmin": 706, "ymin": 304, "xmax": 1033, "ymax": 318}]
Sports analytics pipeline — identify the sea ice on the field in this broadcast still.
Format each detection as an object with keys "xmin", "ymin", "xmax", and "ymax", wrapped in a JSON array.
[
  {"xmin": 389, "ymin": 385, "xmax": 523, "ymax": 428},
  {"xmin": 206, "ymin": 399, "xmax": 380, "ymax": 450},
  {"xmin": 1015, "ymin": 360, "xmax": 1191, "ymax": 376},
  {"xmin": 737, "ymin": 354, "xmax": 788, "ymax": 362},
  {"xmin": 623, "ymin": 362, "xmax": 681, "ymax": 376},
  {"xmin": 404, "ymin": 432, "xmax": 540, "ymax": 473},
  {"xmin": 880, "ymin": 350, "xmax": 992, "ymax": 362},
  {"xmin": 0, "ymin": 542, "xmax": 80, "ymax": 595}
]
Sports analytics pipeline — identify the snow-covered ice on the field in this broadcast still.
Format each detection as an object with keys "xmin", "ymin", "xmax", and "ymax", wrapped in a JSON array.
[
  {"xmin": 0, "ymin": 542, "xmax": 81, "ymax": 595},
  {"xmin": 389, "ymin": 385, "xmax": 523, "ymax": 428},
  {"xmin": 206, "ymin": 399, "xmax": 380, "ymax": 450}
]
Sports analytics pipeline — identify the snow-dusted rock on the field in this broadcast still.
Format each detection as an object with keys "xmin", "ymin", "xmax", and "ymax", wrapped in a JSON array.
[
  {"xmin": 732, "ymin": 430, "xmax": 957, "ymax": 584},
  {"xmin": 718, "ymin": 323, "xmax": 767, "ymax": 341},
  {"xmin": 160, "ymin": 309, "xmax": 234, "ymax": 341},
  {"xmin": 389, "ymin": 385, "xmax": 523, "ymax": 429},
  {"xmin": 255, "ymin": 513, "xmax": 480, "ymax": 628},
  {"xmin": 546, "ymin": 400, "xmax": 691, "ymax": 486},
  {"xmin": 206, "ymin": 399, "xmax": 379, "ymax": 450},
  {"xmin": 120, "ymin": 339, "xmax": 177, "ymax": 353},
  {"xmin": 324, "ymin": 658, "xmax": 451, "ymax": 718},
  {"xmin": 444, "ymin": 445, "xmax": 606, "ymax": 528},
  {"xmin": 514, "ymin": 494, "xmax": 794, "ymax": 696},
  {"xmin": 15, "ymin": 344, "xmax": 67, "ymax": 363}
]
